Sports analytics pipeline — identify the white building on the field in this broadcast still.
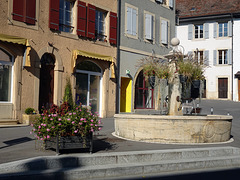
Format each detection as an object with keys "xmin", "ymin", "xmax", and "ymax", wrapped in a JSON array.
[{"xmin": 176, "ymin": 0, "xmax": 240, "ymax": 101}]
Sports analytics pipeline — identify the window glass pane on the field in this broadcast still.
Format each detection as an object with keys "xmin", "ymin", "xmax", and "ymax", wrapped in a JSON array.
[
  {"xmin": 76, "ymin": 73, "xmax": 88, "ymax": 105},
  {"xmin": 200, "ymin": 25, "xmax": 203, "ymax": 38},
  {"xmin": 224, "ymin": 23, "xmax": 228, "ymax": 36},
  {"xmin": 224, "ymin": 50, "xmax": 228, "ymax": 64},
  {"xmin": 0, "ymin": 65, "xmax": 11, "ymax": 101},
  {"xmin": 76, "ymin": 61, "xmax": 101, "ymax": 72},
  {"xmin": 90, "ymin": 75, "xmax": 100, "ymax": 113},
  {"xmin": 219, "ymin": 24, "xmax": 223, "ymax": 37},
  {"xmin": 195, "ymin": 25, "xmax": 198, "ymax": 38},
  {"xmin": 219, "ymin": 50, "xmax": 223, "ymax": 64}
]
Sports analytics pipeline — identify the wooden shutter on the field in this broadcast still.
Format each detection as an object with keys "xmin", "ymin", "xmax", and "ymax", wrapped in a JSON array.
[
  {"xmin": 188, "ymin": 24, "xmax": 193, "ymax": 40},
  {"xmin": 228, "ymin": 49, "xmax": 232, "ymax": 65},
  {"xmin": 169, "ymin": 0, "xmax": 174, "ymax": 9},
  {"xmin": 132, "ymin": 8, "xmax": 137, "ymax": 36},
  {"xmin": 228, "ymin": 21, "xmax": 232, "ymax": 37},
  {"xmin": 49, "ymin": 0, "xmax": 60, "ymax": 30},
  {"xmin": 213, "ymin": 50, "xmax": 217, "ymax": 65},
  {"xmin": 213, "ymin": 22, "xmax": 217, "ymax": 38},
  {"xmin": 161, "ymin": 20, "xmax": 168, "ymax": 44},
  {"xmin": 12, "ymin": 0, "xmax": 25, "ymax": 22},
  {"xmin": 204, "ymin": 50, "xmax": 209, "ymax": 66},
  {"xmin": 145, "ymin": 14, "xmax": 152, "ymax": 40},
  {"xmin": 87, "ymin": 4, "xmax": 95, "ymax": 39},
  {"xmin": 204, "ymin": 23, "xmax": 209, "ymax": 39},
  {"xmin": 25, "ymin": 0, "xmax": 36, "ymax": 24},
  {"xmin": 109, "ymin": 12, "xmax": 117, "ymax": 45},
  {"xmin": 126, "ymin": 7, "xmax": 131, "ymax": 34},
  {"xmin": 77, "ymin": 0, "xmax": 87, "ymax": 36}
]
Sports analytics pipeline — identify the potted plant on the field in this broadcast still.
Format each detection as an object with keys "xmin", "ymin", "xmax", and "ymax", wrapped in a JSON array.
[
  {"xmin": 22, "ymin": 107, "xmax": 38, "ymax": 125},
  {"xmin": 31, "ymin": 102, "xmax": 102, "ymax": 154}
]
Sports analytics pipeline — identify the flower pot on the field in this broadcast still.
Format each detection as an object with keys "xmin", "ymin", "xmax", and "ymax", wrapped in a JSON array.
[
  {"xmin": 192, "ymin": 80, "xmax": 200, "ymax": 88},
  {"xmin": 179, "ymin": 75, "xmax": 187, "ymax": 83},
  {"xmin": 22, "ymin": 114, "xmax": 38, "ymax": 125},
  {"xmin": 45, "ymin": 132, "xmax": 93, "ymax": 154}
]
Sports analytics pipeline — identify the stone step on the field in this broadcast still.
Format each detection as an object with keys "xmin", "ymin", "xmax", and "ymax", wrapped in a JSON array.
[
  {"xmin": 0, "ymin": 152, "xmax": 240, "ymax": 180},
  {"xmin": 0, "ymin": 119, "xmax": 18, "ymax": 126},
  {"xmin": 0, "ymin": 146, "xmax": 240, "ymax": 175}
]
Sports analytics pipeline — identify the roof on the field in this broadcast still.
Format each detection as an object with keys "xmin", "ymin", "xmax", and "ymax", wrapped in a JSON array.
[{"xmin": 176, "ymin": 0, "xmax": 240, "ymax": 18}]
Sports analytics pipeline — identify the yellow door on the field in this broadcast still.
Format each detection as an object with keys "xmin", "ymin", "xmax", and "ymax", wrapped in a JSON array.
[{"xmin": 120, "ymin": 77, "xmax": 132, "ymax": 112}]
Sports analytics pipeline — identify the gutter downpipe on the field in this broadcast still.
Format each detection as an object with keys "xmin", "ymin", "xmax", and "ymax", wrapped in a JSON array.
[{"xmin": 116, "ymin": 0, "xmax": 121, "ymax": 114}]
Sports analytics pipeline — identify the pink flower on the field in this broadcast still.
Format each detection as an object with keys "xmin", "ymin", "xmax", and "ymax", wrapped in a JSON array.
[
  {"xmin": 67, "ymin": 118, "xmax": 71, "ymax": 121},
  {"xmin": 30, "ymin": 131, "xmax": 32, "ymax": 134},
  {"xmin": 79, "ymin": 122, "xmax": 83, "ymax": 125},
  {"xmin": 43, "ymin": 124, "xmax": 46, "ymax": 127},
  {"xmin": 91, "ymin": 119, "xmax": 94, "ymax": 122},
  {"xmin": 73, "ymin": 112, "xmax": 76, "ymax": 115},
  {"xmin": 53, "ymin": 114, "xmax": 57, "ymax": 117},
  {"xmin": 51, "ymin": 126, "xmax": 55, "ymax": 129},
  {"xmin": 33, "ymin": 129, "xmax": 36, "ymax": 131},
  {"xmin": 59, "ymin": 123, "xmax": 61, "ymax": 126},
  {"xmin": 47, "ymin": 135, "xmax": 50, "ymax": 139},
  {"xmin": 69, "ymin": 113, "xmax": 72, "ymax": 115},
  {"xmin": 58, "ymin": 118, "xmax": 61, "ymax": 121},
  {"xmin": 90, "ymin": 124, "xmax": 93, "ymax": 126},
  {"xmin": 50, "ymin": 118, "xmax": 53, "ymax": 120},
  {"xmin": 98, "ymin": 127, "xmax": 102, "ymax": 131},
  {"xmin": 74, "ymin": 130, "xmax": 78, "ymax": 133},
  {"xmin": 38, "ymin": 126, "xmax": 41, "ymax": 129},
  {"xmin": 48, "ymin": 115, "xmax": 51, "ymax": 117},
  {"xmin": 72, "ymin": 121, "xmax": 75, "ymax": 124},
  {"xmin": 47, "ymin": 129, "xmax": 50, "ymax": 132}
]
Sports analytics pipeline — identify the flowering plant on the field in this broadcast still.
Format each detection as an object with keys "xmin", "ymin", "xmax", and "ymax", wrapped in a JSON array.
[{"xmin": 31, "ymin": 102, "xmax": 102, "ymax": 141}]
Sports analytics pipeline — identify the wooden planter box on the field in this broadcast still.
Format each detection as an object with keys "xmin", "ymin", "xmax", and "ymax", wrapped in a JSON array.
[{"xmin": 45, "ymin": 133, "xmax": 93, "ymax": 154}]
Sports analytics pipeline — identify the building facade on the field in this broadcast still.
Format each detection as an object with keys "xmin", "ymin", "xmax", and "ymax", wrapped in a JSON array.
[
  {"xmin": 0, "ymin": 0, "xmax": 118, "ymax": 124},
  {"xmin": 176, "ymin": 0, "xmax": 240, "ymax": 101},
  {"xmin": 118, "ymin": 0, "xmax": 175, "ymax": 113}
]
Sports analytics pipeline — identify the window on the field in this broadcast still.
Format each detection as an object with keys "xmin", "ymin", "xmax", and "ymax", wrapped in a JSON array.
[
  {"xmin": 95, "ymin": 10, "xmax": 106, "ymax": 41},
  {"xmin": 218, "ymin": 50, "xmax": 228, "ymax": 64},
  {"xmin": 195, "ymin": 25, "xmax": 203, "ymax": 39},
  {"xmin": 194, "ymin": 50, "xmax": 204, "ymax": 65},
  {"xmin": 126, "ymin": 4, "xmax": 138, "ymax": 37},
  {"xmin": 160, "ymin": 18, "xmax": 169, "ymax": 46},
  {"xmin": 213, "ymin": 49, "xmax": 232, "ymax": 65},
  {"xmin": 12, "ymin": 0, "xmax": 36, "ymax": 25},
  {"xmin": 214, "ymin": 21, "xmax": 232, "ymax": 38},
  {"xmin": 59, "ymin": 0, "xmax": 74, "ymax": 33},
  {"xmin": 144, "ymin": 12, "xmax": 154, "ymax": 42},
  {"xmin": 219, "ymin": 23, "xmax": 228, "ymax": 37},
  {"xmin": 0, "ymin": 48, "xmax": 13, "ymax": 102}
]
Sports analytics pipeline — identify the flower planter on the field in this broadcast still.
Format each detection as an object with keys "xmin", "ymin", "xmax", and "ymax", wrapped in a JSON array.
[
  {"xmin": 45, "ymin": 132, "xmax": 93, "ymax": 154},
  {"xmin": 22, "ymin": 114, "xmax": 38, "ymax": 125},
  {"xmin": 179, "ymin": 75, "xmax": 187, "ymax": 83},
  {"xmin": 192, "ymin": 80, "xmax": 200, "ymax": 88}
]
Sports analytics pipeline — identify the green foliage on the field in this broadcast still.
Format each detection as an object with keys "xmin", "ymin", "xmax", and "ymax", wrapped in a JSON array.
[
  {"xmin": 25, "ymin": 107, "xmax": 36, "ymax": 115},
  {"xmin": 63, "ymin": 76, "xmax": 74, "ymax": 108}
]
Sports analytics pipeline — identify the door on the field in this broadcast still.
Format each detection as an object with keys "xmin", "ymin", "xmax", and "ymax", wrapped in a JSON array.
[
  {"xmin": 75, "ymin": 61, "xmax": 102, "ymax": 114},
  {"xmin": 39, "ymin": 53, "xmax": 55, "ymax": 110},
  {"xmin": 135, "ymin": 70, "xmax": 154, "ymax": 109},
  {"xmin": 120, "ymin": 77, "xmax": 132, "ymax": 112},
  {"xmin": 218, "ymin": 78, "xmax": 228, "ymax": 98}
]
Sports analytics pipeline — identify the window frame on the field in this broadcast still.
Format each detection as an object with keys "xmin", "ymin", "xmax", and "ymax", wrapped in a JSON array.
[
  {"xmin": 160, "ymin": 17, "xmax": 170, "ymax": 47},
  {"xmin": 0, "ymin": 47, "xmax": 14, "ymax": 103},
  {"xmin": 95, "ymin": 9, "xmax": 107, "ymax": 41},
  {"xmin": 218, "ymin": 49, "xmax": 228, "ymax": 65},
  {"xmin": 194, "ymin": 24, "xmax": 204, "ymax": 39},
  {"xmin": 125, "ymin": 3, "xmax": 138, "ymax": 39},
  {"xmin": 59, "ymin": 0, "xmax": 75, "ymax": 33},
  {"xmin": 9, "ymin": 0, "xmax": 39, "ymax": 30},
  {"xmin": 144, "ymin": 11, "xmax": 155, "ymax": 43},
  {"xmin": 218, "ymin": 22, "xmax": 228, "ymax": 37},
  {"xmin": 194, "ymin": 50, "xmax": 204, "ymax": 65}
]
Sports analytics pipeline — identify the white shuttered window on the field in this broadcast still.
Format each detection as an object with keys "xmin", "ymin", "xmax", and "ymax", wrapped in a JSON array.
[
  {"xmin": 126, "ymin": 6, "xmax": 137, "ymax": 36},
  {"xmin": 161, "ymin": 19, "xmax": 168, "ymax": 45}
]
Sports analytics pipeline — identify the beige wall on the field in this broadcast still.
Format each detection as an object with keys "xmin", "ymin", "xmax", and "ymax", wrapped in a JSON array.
[{"xmin": 0, "ymin": 0, "xmax": 118, "ymax": 120}]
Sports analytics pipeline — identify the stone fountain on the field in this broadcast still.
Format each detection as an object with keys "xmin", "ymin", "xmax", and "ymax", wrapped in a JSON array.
[{"xmin": 114, "ymin": 38, "xmax": 233, "ymax": 144}]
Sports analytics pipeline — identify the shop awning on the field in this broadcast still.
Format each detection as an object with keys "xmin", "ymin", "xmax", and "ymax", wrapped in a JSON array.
[
  {"xmin": 0, "ymin": 34, "xmax": 31, "ymax": 67},
  {"xmin": 72, "ymin": 49, "xmax": 115, "ymax": 78}
]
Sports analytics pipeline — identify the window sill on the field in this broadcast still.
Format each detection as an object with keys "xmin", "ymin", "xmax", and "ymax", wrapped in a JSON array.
[
  {"xmin": 8, "ymin": 19, "xmax": 39, "ymax": 31},
  {"xmin": 125, "ymin": 33, "xmax": 138, "ymax": 40},
  {"xmin": 93, "ymin": 40, "xmax": 110, "ymax": 47},
  {"xmin": 57, "ymin": 31, "xmax": 79, "ymax": 40}
]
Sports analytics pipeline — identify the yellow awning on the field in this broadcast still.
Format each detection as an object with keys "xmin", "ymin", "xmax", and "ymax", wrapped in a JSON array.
[
  {"xmin": 0, "ymin": 34, "xmax": 31, "ymax": 67},
  {"xmin": 72, "ymin": 49, "xmax": 115, "ymax": 78}
]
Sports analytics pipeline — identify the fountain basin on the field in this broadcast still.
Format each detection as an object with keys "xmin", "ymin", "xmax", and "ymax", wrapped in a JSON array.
[{"xmin": 114, "ymin": 114, "xmax": 232, "ymax": 144}]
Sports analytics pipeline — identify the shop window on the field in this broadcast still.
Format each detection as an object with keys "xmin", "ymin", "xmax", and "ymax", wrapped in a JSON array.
[{"xmin": 0, "ymin": 48, "xmax": 13, "ymax": 102}]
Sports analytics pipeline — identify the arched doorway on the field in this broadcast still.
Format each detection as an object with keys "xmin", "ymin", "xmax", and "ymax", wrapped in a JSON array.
[
  {"xmin": 75, "ymin": 61, "xmax": 102, "ymax": 114},
  {"xmin": 135, "ymin": 70, "xmax": 154, "ymax": 109},
  {"xmin": 39, "ymin": 53, "xmax": 55, "ymax": 111}
]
